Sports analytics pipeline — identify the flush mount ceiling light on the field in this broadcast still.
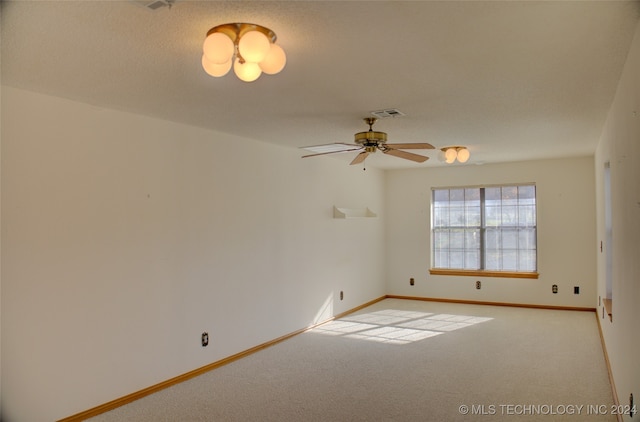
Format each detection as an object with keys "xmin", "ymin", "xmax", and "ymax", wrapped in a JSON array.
[
  {"xmin": 440, "ymin": 146, "xmax": 470, "ymax": 164},
  {"xmin": 201, "ymin": 23, "xmax": 286, "ymax": 82}
]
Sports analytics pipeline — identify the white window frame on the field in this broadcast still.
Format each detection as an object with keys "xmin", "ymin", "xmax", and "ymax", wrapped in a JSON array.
[{"xmin": 429, "ymin": 184, "xmax": 539, "ymax": 279}]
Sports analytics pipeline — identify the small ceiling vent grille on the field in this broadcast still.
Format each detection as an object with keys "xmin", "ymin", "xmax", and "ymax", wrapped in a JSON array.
[
  {"xmin": 146, "ymin": 1, "xmax": 168, "ymax": 10},
  {"xmin": 129, "ymin": 0, "xmax": 175, "ymax": 11},
  {"xmin": 371, "ymin": 109, "xmax": 405, "ymax": 119}
]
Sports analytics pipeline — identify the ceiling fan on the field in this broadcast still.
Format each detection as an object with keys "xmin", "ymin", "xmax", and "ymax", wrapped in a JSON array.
[{"xmin": 301, "ymin": 118, "xmax": 435, "ymax": 165}]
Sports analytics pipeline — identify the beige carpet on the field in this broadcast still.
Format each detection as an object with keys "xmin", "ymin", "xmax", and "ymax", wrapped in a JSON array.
[{"xmin": 88, "ymin": 299, "xmax": 616, "ymax": 421}]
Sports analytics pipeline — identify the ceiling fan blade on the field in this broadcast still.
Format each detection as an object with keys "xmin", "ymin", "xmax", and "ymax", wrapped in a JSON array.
[
  {"xmin": 384, "ymin": 148, "xmax": 429, "ymax": 163},
  {"xmin": 385, "ymin": 142, "xmax": 435, "ymax": 150},
  {"xmin": 350, "ymin": 151, "xmax": 369, "ymax": 165},
  {"xmin": 301, "ymin": 142, "xmax": 359, "ymax": 151},
  {"xmin": 302, "ymin": 147, "xmax": 363, "ymax": 158}
]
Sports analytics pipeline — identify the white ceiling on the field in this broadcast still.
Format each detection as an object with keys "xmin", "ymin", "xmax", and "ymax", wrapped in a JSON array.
[{"xmin": 2, "ymin": 0, "xmax": 639, "ymax": 169}]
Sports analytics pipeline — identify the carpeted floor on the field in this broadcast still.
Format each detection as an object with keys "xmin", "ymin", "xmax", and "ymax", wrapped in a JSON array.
[{"xmin": 88, "ymin": 298, "xmax": 616, "ymax": 421}]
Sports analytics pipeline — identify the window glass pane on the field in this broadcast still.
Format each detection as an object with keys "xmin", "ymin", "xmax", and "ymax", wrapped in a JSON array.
[
  {"xmin": 518, "ymin": 205, "xmax": 535, "ymax": 227},
  {"xmin": 465, "ymin": 188, "xmax": 480, "ymax": 202},
  {"xmin": 434, "ymin": 229, "xmax": 449, "ymax": 249},
  {"xmin": 518, "ymin": 185, "xmax": 536, "ymax": 203},
  {"xmin": 485, "ymin": 228, "xmax": 500, "ymax": 249},
  {"xmin": 518, "ymin": 250, "xmax": 536, "ymax": 272},
  {"xmin": 433, "ymin": 189, "xmax": 449, "ymax": 205},
  {"xmin": 450, "ymin": 189, "xmax": 465, "ymax": 203},
  {"xmin": 485, "ymin": 249, "xmax": 500, "ymax": 270},
  {"xmin": 501, "ymin": 186, "xmax": 518, "ymax": 206},
  {"xmin": 502, "ymin": 250, "xmax": 518, "ymax": 271},
  {"xmin": 518, "ymin": 228, "xmax": 536, "ymax": 250},
  {"xmin": 466, "ymin": 205, "xmax": 481, "ymax": 226},
  {"xmin": 450, "ymin": 206, "xmax": 465, "ymax": 227},
  {"xmin": 485, "ymin": 187, "xmax": 501, "ymax": 201},
  {"xmin": 450, "ymin": 251, "xmax": 464, "ymax": 268},
  {"xmin": 465, "ymin": 229, "xmax": 480, "ymax": 249},
  {"xmin": 464, "ymin": 228, "xmax": 480, "ymax": 269},
  {"xmin": 450, "ymin": 229, "xmax": 464, "ymax": 249},
  {"xmin": 502, "ymin": 229, "xmax": 518, "ymax": 249},
  {"xmin": 485, "ymin": 205, "xmax": 500, "ymax": 227},
  {"xmin": 433, "ymin": 207, "xmax": 449, "ymax": 227},
  {"xmin": 464, "ymin": 250, "xmax": 480, "ymax": 269},
  {"xmin": 501, "ymin": 205, "xmax": 517, "ymax": 226},
  {"xmin": 434, "ymin": 250, "xmax": 448, "ymax": 268}
]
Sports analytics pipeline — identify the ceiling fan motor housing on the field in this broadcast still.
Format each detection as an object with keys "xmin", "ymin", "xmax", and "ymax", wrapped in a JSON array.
[{"xmin": 354, "ymin": 130, "xmax": 387, "ymax": 151}]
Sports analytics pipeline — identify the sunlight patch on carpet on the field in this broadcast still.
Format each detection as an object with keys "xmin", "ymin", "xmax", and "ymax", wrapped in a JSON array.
[{"xmin": 313, "ymin": 309, "xmax": 493, "ymax": 345}]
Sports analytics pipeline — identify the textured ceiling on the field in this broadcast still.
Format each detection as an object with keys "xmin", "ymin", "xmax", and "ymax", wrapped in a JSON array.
[{"xmin": 2, "ymin": 1, "xmax": 639, "ymax": 169}]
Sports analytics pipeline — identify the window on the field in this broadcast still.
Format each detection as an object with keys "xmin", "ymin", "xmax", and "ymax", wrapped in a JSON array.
[{"xmin": 430, "ymin": 184, "xmax": 538, "ymax": 278}]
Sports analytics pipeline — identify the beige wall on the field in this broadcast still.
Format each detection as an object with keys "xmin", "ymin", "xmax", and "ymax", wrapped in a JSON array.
[
  {"xmin": 384, "ymin": 157, "xmax": 597, "ymax": 308},
  {"xmin": 0, "ymin": 87, "xmax": 387, "ymax": 421},
  {"xmin": 595, "ymin": 19, "xmax": 640, "ymax": 422}
]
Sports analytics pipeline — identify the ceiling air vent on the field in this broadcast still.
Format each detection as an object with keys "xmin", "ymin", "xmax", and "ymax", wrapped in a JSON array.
[
  {"xmin": 129, "ymin": 0, "xmax": 175, "ymax": 11},
  {"xmin": 371, "ymin": 109, "xmax": 405, "ymax": 119}
]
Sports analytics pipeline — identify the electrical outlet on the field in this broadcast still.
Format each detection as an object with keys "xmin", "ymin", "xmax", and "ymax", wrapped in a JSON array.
[
  {"xmin": 340, "ymin": 291, "xmax": 344, "ymax": 300},
  {"xmin": 552, "ymin": 285, "xmax": 558, "ymax": 294},
  {"xmin": 201, "ymin": 332, "xmax": 209, "ymax": 347},
  {"xmin": 476, "ymin": 280, "xmax": 481, "ymax": 290},
  {"xmin": 574, "ymin": 286, "xmax": 580, "ymax": 294},
  {"xmin": 410, "ymin": 277, "xmax": 415, "ymax": 286}
]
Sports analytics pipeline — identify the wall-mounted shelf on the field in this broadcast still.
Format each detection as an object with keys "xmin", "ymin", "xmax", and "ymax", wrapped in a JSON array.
[{"xmin": 333, "ymin": 206, "xmax": 377, "ymax": 219}]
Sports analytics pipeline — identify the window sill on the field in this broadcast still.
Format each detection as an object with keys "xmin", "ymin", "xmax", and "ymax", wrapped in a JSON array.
[{"xmin": 429, "ymin": 269, "xmax": 539, "ymax": 279}]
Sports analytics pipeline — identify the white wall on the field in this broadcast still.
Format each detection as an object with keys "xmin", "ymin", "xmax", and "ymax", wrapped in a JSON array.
[
  {"xmin": 595, "ymin": 19, "xmax": 640, "ymax": 421},
  {"xmin": 385, "ymin": 157, "xmax": 596, "ymax": 308},
  {"xmin": 0, "ymin": 87, "xmax": 386, "ymax": 421}
]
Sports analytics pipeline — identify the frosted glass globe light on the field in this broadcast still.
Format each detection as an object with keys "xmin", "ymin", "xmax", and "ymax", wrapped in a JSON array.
[
  {"xmin": 445, "ymin": 148, "xmax": 457, "ymax": 163},
  {"xmin": 202, "ymin": 55, "xmax": 232, "ymax": 77},
  {"xmin": 203, "ymin": 32, "xmax": 234, "ymax": 64},
  {"xmin": 234, "ymin": 58, "xmax": 262, "ymax": 82},
  {"xmin": 259, "ymin": 44, "xmax": 286, "ymax": 75},
  {"xmin": 238, "ymin": 30, "xmax": 271, "ymax": 63},
  {"xmin": 457, "ymin": 148, "xmax": 470, "ymax": 163}
]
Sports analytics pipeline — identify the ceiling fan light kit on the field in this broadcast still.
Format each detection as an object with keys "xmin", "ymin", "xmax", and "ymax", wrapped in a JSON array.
[
  {"xmin": 202, "ymin": 23, "xmax": 286, "ymax": 82},
  {"xmin": 441, "ymin": 146, "xmax": 470, "ymax": 164},
  {"xmin": 301, "ymin": 118, "xmax": 434, "ymax": 165}
]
